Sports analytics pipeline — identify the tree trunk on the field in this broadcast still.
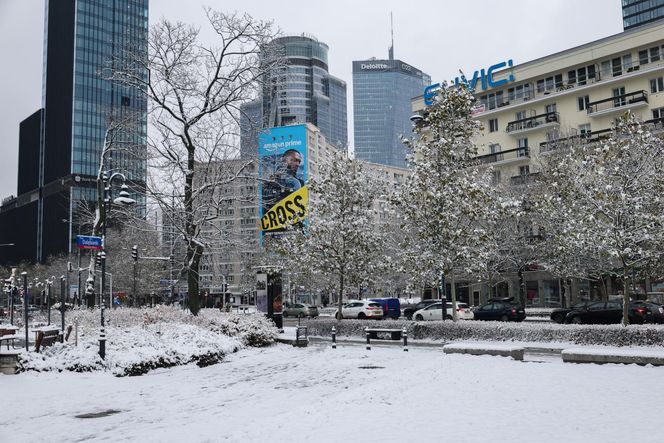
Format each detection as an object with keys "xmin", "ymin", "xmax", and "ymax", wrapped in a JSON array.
[
  {"xmin": 563, "ymin": 280, "xmax": 571, "ymax": 308},
  {"xmin": 337, "ymin": 273, "xmax": 344, "ymax": 321},
  {"xmin": 450, "ymin": 273, "xmax": 458, "ymax": 322},
  {"xmin": 517, "ymin": 267, "xmax": 526, "ymax": 307},
  {"xmin": 622, "ymin": 269, "xmax": 630, "ymax": 327}
]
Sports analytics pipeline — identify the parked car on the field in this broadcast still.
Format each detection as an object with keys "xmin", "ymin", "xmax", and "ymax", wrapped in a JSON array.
[
  {"xmin": 473, "ymin": 299, "xmax": 526, "ymax": 322},
  {"xmin": 564, "ymin": 301, "xmax": 647, "ymax": 324},
  {"xmin": 282, "ymin": 303, "xmax": 318, "ymax": 318},
  {"xmin": 550, "ymin": 301, "xmax": 592, "ymax": 324},
  {"xmin": 412, "ymin": 302, "xmax": 473, "ymax": 321},
  {"xmin": 403, "ymin": 299, "xmax": 441, "ymax": 320},
  {"xmin": 337, "ymin": 300, "xmax": 383, "ymax": 320},
  {"xmin": 369, "ymin": 298, "xmax": 401, "ymax": 319},
  {"xmin": 632, "ymin": 301, "xmax": 664, "ymax": 324}
]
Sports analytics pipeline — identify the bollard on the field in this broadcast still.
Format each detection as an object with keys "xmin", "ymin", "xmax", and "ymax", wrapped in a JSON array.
[
  {"xmin": 365, "ymin": 327, "xmax": 371, "ymax": 351},
  {"xmin": 403, "ymin": 327, "xmax": 408, "ymax": 352},
  {"xmin": 331, "ymin": 325, "xmax": 336, "ymax": 349}
]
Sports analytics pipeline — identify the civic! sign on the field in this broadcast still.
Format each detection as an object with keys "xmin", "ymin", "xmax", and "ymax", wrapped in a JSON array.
[
  {"xmin": 76, "ymin": 235, "xmax": 103, "ymax": 250},
  {"xmin": 424, "ymin": 59, "xmax": 515, "ymax": 106}
]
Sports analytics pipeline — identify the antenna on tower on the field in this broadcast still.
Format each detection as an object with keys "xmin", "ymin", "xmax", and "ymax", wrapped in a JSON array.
[{"xmin": 388, "ymin": 12, "xmax": 394, "ymax": 60}]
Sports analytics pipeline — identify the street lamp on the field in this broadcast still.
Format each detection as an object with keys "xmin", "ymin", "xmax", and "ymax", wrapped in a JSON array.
[{"xmin": 98, "ymin": 172, "xmax": 136, "ymax": 359}]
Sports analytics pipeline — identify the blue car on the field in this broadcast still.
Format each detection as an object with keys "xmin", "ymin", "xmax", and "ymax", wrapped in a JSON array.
[{"xmin": 369, "ymin": 298, "xmax": 401, "ymax": 320}]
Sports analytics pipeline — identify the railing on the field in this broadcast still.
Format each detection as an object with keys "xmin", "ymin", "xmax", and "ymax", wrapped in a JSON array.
[
  {"xmin": 586, "ymin": 90, "xmax": 648, "ymax": 115},
  {"xmin": 476, "ymin": 146, "xmax": 529, "ymax": 164},
  {"xmin": 506, "ymin": 112, "xmax": 560, "ymax": 133},
  {"xmin": 539, "ymin": 118, "xmax": 664, "ymax": 154},
  {"xmin": 510, "ymin": 173, "xmax": 538, "ymax": 186}
]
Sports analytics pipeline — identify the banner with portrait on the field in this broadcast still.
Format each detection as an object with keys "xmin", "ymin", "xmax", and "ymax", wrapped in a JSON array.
[{"xmin": 258, "ymin": 125, "xmax": 308, "ymax": 236}]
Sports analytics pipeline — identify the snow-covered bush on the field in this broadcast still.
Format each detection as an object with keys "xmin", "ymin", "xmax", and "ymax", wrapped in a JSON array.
[
  {"xmin": 302, "ymin": 318, "xmax": 664, "ymax": 347},
  {"xmin": 18, "ymin": 306, "xmax": 279, "ymax": 375}
]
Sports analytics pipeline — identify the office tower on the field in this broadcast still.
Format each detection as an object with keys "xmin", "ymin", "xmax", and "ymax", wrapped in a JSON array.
[
  {"xmin": 240, "ymin": 34, "xmax": 348, "ymax": 157},
  {"xmin": 0, "ymin": 0, "xmax": 148, "ymax": 264},
  {"xmin": 623, "ymin": 0, "xmax": 664, "ymax": 30},
  {"xmin": 353, "ymin": 56, "xmax": 430, "ymax": 168}
]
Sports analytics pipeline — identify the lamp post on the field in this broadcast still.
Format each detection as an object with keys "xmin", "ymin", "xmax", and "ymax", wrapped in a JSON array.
[
  {"xmin": 22, "ymin": 272, "xmax": 28, "ymax": 351},
  {"xmin": 60, "ymin": 275, "xmax": 66, "ymax": 332},
  {"xmin": 98, "ymin": 171, "xmax": 136, "ymax": 359}
]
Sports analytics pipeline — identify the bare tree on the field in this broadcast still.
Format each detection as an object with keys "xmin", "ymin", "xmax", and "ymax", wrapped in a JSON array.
[{"xmin": 110, "ymin": 10, "xmax": 283, "ymax": 314}]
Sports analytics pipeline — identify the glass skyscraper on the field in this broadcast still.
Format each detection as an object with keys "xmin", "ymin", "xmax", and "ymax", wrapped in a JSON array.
[
  {"xmin": 353, "ymin": 58, "xmax": 430, "ymax": 168},
  {"xmin": 240, "ymin": 34, "xmax": 348, "ymax": 156},
  {"xmin": 0, "ymin": 0, "xmax": 148, "ymax": 264},
  {"xmin": 623, "ymin": 0, "xmax": 664, "ymax": 29}
]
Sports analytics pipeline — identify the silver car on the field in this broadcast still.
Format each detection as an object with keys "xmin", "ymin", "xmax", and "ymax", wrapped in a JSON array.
[{"xmin": 283, "ymin": 303, "xmax": 319, "ymax": 318}]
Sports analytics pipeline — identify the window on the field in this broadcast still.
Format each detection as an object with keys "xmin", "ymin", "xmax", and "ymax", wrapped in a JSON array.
[
  {"xmin": 650, "ymin": 46, "xmax": 661, "ymax": 62},
  {"xmin": 578, "ymin": 95, "xmax": 590, "ymax": 111},
  {"xmin": 613, "ymin": 86, "xmax": 626, "ymax": 107},
  {"xmin": 578, "ymin": 123, "xmax": 591, "ymax": 136},
  {"xmin": 653, "ymin": 107, "xmax": 664, "ymax": 120},
  {"xmin": 517, "ymin": 138, "xmax": 528, "ymax": 157},
  {"xmin": 489, "ymin": 118, "xmax": 498, "ymax": 132},
  {"xmin": 639, "ymin": 49, "xmax": 649, "ymax": 65},
  {"xmin": 545, "ymin": 103, "xmax": 557, "ymax": 114},
  {"xmin": 651, "ymin": 77, "xmax": 664, "ymax": 93},
  {"xmin": 507, "ymin": 83, "xmax": 532, "ymax": 101},
  {"xmin": 519, "ymin": 165, "xmax": 530, "ymax": 176},
  {"xmin": 491, "ymin": 170, "xmax": 501, "ymax": 185},
  {"xmin": 515, "ymin": 110, "xmax": 526, "ymax": 121}
]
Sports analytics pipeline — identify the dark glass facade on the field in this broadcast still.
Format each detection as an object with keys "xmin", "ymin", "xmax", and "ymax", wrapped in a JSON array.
[
  {"xmin": 353, "ymin": 59, "xmax": 430, "ymax": 168},
  {"xmin": 240, "ymin": 35, "xmax": 348, "ymax": 156},
  {"xmin": 0, "ymin": 0, "xmax": 148, "ymax": 265},
  {"xmin": 623, "ymin": 0, "xmax": 664, "ymax": 29}
]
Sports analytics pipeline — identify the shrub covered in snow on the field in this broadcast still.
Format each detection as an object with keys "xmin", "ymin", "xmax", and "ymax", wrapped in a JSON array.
[
  {"xmin": 303, "ymin": 318, "xmax": 664, "ymax": 347},
  {"xmin": 17, "ymin": 306, "xmax": 279, "ymax": 376}
]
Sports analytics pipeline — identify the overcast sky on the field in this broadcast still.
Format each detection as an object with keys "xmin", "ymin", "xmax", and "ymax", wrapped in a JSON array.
[{"xmin": 0, "ymin": 0, "xmax": 623, "ymax": 198}]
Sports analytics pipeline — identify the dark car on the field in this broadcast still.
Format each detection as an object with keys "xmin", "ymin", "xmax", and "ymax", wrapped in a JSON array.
[
  {"xmin": 473, "ymin": 299, "xmax": 526, "ymax": 322},
  {"xmin": 564, "ymin": 301, "xmax": 648, "ymax": 324},
  {"xmin": 403, "ymin": 299, "xmax": 441, "ymax": 320},
  {"xmin": 369, "ymin": 298, "xmax": 401, "ymax": 319},
  {"xmin": 631, "ymin": 301, "xmax": 664, "ymax": 324},
  {"xmin": 550, "ymin": 301, "xmax": 592, "ymax": 324}
]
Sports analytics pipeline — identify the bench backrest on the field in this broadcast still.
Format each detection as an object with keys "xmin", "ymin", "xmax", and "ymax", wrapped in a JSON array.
[{"xmin": 35, "ymin": 330, "xmax": 61, "ymax": 353}]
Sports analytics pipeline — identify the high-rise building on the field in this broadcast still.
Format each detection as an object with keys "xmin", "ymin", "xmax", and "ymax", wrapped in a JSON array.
[
  {"xmin": 623, "ymin": 0, "xmax": 664, "ymax": 30},
  {"xmin": 0, "ymin": 0, "xmax": 148, "ymax": 265},
  {"xmin": 240, "ymin": 34, "xmax": 348, "ymax": 157},
  {"xmin": 353, "ymin": 57, "xmax": 430, "ymax": 168}
]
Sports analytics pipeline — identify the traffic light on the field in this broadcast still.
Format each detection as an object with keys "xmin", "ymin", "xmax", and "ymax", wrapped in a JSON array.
[
  {"xmin": 95, "ymin": 251, "xmax": 102, "ymax": 267},
  {"xmin": 131, "ymin": 245, "xmax": 138, "ymax": 263}
]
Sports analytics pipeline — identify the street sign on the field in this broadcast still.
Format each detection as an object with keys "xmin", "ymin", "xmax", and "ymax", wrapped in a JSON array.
[{"xmin": 76, "ymin": 235, "xmax": 103, "ymax": 250}]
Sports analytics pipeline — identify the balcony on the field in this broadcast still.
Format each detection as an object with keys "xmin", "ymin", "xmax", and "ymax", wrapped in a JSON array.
[
  {"xmin": 506, "ymin": 112, "xmax": 560, "ymax": 135},
  {"xmin": 476, "ymin": 146, "xmax": 530, "ymax": 165},
  {"xmin": 586, "ymin": 90, "xmax": 648, "ymax": 117},
  {"xmin": 510, "ymin": 172, "xmax": 539, "ymax": 186},
  {"xmin": 539, "ymin": 118, "xmax": 664, "ymax": 154}
]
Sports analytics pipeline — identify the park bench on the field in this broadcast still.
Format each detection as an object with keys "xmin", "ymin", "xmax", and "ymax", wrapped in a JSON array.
[
  {"xmin": 34, "ymin": 329, "xmax": 63, "ymax": 353},
  {"xmin": 365, "ymin": 327, "xmax": 403, "ymax": 341},
  {"xmin": 0, "ymin": 326, "xmax": 18, "ymax": 350},
  {"xmin": 364, "ymin": 327, "xmax": 409, "ymax": 351}
]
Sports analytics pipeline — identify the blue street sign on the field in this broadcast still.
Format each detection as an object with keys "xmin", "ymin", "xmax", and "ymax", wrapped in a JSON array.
[{"xmin": 76, "ymin": 235, "xmax": 103, "ymax": 250}]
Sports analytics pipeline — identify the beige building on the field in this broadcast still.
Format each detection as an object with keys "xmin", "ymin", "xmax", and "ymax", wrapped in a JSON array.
[
  {"xmin": 414, "ymin": 21, "xmax": 664, "ymax": 188},
  {"xmin": 411, "ymin": 21, "xmax": 664, "ymax": 307}
]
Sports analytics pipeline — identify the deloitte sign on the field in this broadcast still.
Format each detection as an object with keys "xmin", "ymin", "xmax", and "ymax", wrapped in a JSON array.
[{"xmin": 424, "ymin": 59, "xmax": 515, "ymax": 106}]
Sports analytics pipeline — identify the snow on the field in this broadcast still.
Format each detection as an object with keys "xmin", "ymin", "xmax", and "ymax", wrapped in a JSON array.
[
  {"xmin": 443, "ymin": 342, "xmax": 524, "ymax": 352},
  {"xmin": 562, "ymin": 346, "xmax": 664, "ymax": 358},
  {"xmin": 3, "ymin": 342, "xmax": 664, "ymax": 442}
]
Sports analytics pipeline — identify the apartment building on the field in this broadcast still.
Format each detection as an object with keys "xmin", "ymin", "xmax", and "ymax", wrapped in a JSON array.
[{"xmin": 412, "ymin": 21, "xmax": 664, "ymax": 307}]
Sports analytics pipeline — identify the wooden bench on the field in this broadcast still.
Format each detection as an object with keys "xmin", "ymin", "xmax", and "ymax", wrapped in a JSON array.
[
  {"xmin": 364, "ymin": 327, "xmax": 409, "ymax": 351},
  {"xmin": 0, "ymin": 327, "xmax": 18, "ymax": 350},
  {"xmin": 35, "ymin": 329, "xmax": 63, "ymax": 353},
  {"xmin": 365, "ymin": 327, "xmax": 403, "ymax": 341}
]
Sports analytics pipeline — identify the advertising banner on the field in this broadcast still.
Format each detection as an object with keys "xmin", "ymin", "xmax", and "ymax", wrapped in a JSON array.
[{"xmin": 258, "ymin": 125, "xmax": 308, "ymax": 236}]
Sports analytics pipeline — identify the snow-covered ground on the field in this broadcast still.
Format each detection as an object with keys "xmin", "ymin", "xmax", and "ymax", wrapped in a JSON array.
[{"xmin": 2, "ymin": 341, "xmax": 664, "ymax": 443}]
